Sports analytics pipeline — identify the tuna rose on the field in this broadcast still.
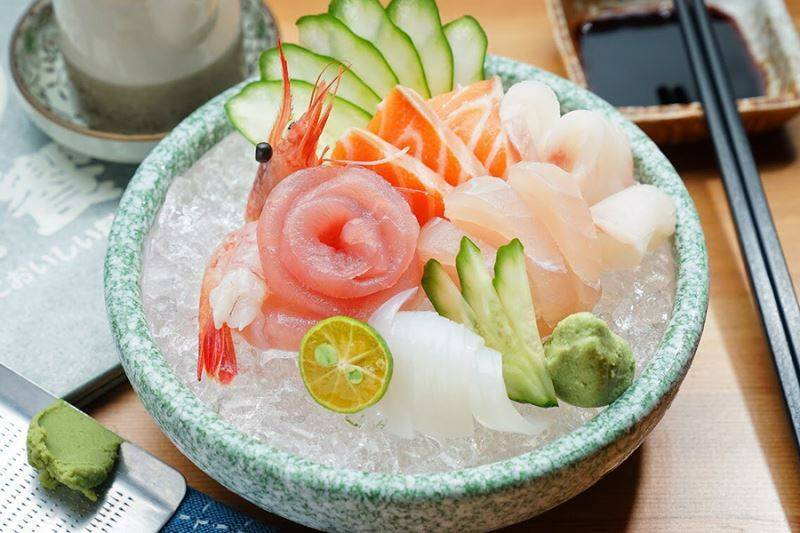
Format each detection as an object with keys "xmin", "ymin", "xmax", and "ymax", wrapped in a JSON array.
[{"xmin": 243, "ymin": 166, "xmax": 421, "ymax": 350}]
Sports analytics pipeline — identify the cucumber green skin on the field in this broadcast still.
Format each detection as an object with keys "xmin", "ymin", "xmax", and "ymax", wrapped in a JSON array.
[
  {"xmin": 329, "ymin": 0, "xmax": 431, "ymax": 98},
  {"xmin": 422, "ymin": 259, "xmax": 478, "ymax": 329},
  {"xmin": 443, "ymin": 15, "xmax": 487, "ymax": 85},
  {"xmin": 456, "ymin": 237, "xmax": 557, "ymax": 407},
  {"xmin": 297, "ymin": 13, "xmax": 399, "ymax": 98},
  {"xmin": 493, "ymin": 239, "xmax": 540, "ymax": 349},
  {"xmin": 493, "ymin": 239, "xmax": 557, "ymax": 406},
  {"xmin": 386, "ymin": 0, "xmax": 454, "ymax": 95},
  {"xmin": 259, "ymin": 44, "xmax": 380, "ymax": 114},
  {"xmin": 224, "ymin": 79, "xmax": 371, "ymax": 147}
]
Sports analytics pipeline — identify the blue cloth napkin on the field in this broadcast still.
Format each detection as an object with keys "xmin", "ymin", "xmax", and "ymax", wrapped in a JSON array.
[{"xmin": 162, "ymin": 488, "xmax": 279, "ymax": 532}]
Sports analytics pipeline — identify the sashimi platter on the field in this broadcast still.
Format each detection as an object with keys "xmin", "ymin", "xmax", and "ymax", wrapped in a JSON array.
[{"xmin": 141, "ymin": 0, "xmax": 678, "ymax": 474}]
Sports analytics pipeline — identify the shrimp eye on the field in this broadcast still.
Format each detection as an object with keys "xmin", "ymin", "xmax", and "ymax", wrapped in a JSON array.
[{"xmin": 255, "ymin": 142, "xmax": 273, "ymax": 163}]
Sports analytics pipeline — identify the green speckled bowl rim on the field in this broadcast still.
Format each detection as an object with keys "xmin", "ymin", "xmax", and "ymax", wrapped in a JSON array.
[{"xmin": 105, "ymin": 55, "xmax": 708, "ymax": 505}]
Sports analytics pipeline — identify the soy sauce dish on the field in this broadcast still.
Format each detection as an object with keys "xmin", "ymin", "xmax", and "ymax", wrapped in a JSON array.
[{"xmin": 547, "ymin": 0, "xmax": 800, "ymax": 143}]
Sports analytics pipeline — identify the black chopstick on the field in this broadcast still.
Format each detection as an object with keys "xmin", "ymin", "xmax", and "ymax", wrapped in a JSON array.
[{"xmin": 675, "ymin": 0, "xmax": 800, "ymax": 448}]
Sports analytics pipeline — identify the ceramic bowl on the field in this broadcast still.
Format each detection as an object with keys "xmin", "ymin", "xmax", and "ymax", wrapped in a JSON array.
[{"xmin": 104, "ymin": 56, "xmax": 709, "ymax": 531}]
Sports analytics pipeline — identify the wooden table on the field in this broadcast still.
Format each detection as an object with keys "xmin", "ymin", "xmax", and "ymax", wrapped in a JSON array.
[{"xmin": 87, "ymin": 1, "xmax": 800, "ymax": 530}]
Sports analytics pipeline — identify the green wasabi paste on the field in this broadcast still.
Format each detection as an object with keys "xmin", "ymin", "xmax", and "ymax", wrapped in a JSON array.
[
  {"xmin": 27, "ymin": 400, "xmax": 122, "ymax": 501},
  {"xmin": 545, "ymin": 312, "xmax": 635, "ymax": 408}
]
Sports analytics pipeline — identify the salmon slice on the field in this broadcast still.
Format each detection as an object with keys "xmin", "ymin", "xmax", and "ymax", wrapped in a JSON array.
[
  {"xmin": 368, "ymin": 86, "xmax": 487, "ymax": 186},
  {"xmin": 444, "ymin": 176, "xmax": 599, "ymax": 329},
  {"xmin": 507, "ymin": 162, "xmax": 601, "ymax": 288},
  {"xmin": 331, "ymin": 128, "xmax": 452, "ymax": 225},
  {"xmin": 429, "ymin": 77, "xmax": 519, "ymax": 178}
]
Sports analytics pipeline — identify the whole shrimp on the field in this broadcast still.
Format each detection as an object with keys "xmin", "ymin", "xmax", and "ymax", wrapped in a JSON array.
[
  {"xmin": 197, "ymin": 223, "xmax": 263, "ymax": 383},
  {"xmin": 198, "ymin": 43, "xmax": 343, "ymax": 383}
]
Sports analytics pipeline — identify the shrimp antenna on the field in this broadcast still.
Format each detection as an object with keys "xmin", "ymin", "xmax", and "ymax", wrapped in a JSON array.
[
  {"xmin": 309, "ymin": 61, "xmax": 339, "ymax": 103},
  {"xmin": 297, "ymin": 68, "xmax": 347, "ymax": 159},
  {"xmin": 313, "ymin": 67, "xmax": 345, "ymax": 137},
  {"xmin": 268, "ymin": 38, "xmax": 293, "ymax": 146}
]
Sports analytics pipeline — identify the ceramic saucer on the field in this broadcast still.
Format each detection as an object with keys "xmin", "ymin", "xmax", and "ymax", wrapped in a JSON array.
[{"xmin": 9, "ymin": 0, "xmax": 278, "ymax": 164}]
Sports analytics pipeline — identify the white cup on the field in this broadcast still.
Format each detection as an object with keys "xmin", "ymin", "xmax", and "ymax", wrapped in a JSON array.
[{"xmin": 53, "ymin": 0, "xmax": 243, "ymax": 133}]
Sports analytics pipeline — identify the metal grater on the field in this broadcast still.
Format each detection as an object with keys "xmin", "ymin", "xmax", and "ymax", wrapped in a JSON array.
[{"xmin": 0, "ymin": 364, "xmax": 186, "ymax": 532}]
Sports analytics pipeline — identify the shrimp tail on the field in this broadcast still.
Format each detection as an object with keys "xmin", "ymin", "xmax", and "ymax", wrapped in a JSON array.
[
  {"xmin": 198, "ymin": 321, "xmax": 237, "ymax": 384},
  {"xmin": 196, "ymin": 230, "xmax": 241, "ymax": 383}
]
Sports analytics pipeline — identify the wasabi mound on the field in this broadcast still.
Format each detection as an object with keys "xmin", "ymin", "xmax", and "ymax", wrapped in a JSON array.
[
  {"xmin": 27, "ymin": 400, "xmax": 122, "ymax": 501},
  {"xmin": 545, "ymin": 312, "xmax": 634, "ymax": 408}
]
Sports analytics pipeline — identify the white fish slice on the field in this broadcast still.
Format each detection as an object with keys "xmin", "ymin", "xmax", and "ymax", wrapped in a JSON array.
[
  {"xmin": 444, "ymin": 176, "xmax": 585, "ymax": 328},
  {"xmin": 507, "ymin": 161, "xmax": 601, "ymax": 287},
  {"xmin": 591, "ymin": 184, "xmax": 676, "ymax": 271},
  {"xmin": 539, "ymin": 110, "xmax": 635, "ymax": 205},
  {"xmin": 499, "ymin": 80, "xmax": 561, "ymax": 161},
  {"xmin": 417, "ymin": 217, "xmax": 496, "ymax": 283}
]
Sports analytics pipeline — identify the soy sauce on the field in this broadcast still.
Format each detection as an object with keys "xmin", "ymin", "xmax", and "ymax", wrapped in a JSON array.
[{"xmin": 578, "ymin": 7, "xmax": 765, "ymax": 107}]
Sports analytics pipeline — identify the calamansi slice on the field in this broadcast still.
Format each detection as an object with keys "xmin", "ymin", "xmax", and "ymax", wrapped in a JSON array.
[{"xmin": 299, "ymin": 316, "xmax": 393, "ymax": 414}]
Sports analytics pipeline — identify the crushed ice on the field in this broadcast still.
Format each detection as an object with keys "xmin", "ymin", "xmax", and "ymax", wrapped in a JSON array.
[{"xmin": 141, "ymin": 133, "xmax": 676, "ymax": 474}]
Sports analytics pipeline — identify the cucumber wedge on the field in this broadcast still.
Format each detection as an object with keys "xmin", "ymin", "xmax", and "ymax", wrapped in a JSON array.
[
  {"xmin": 297, "ymin": 13, "xmax": 399, "ymax": 98},
  {"xmin": 493, "ymin": 239, "xmax": 557, "ymax": 405},
  {"xmin": 259, "ymin": 44, "xmax": 380, "ymax": 114},
  {"xmin": 456, "ymin": 237, "xmax": 514, "ymax": 354},
  {"xmin": 225, "ymin": 80, "xmax": 371, "ymax": 149},
  {"xmin": 329, "ymin": 0, "xmax": 430, "ymax": 97},
  {"xmin": 494, "ymin": 239, "xmax": 540, "ymax": 351},
  {"xmin": 386, "ymin": 0, "xmax": 453, "ymax": 95},
  {"xmin": 422, "ymin": 259, "xmax": 478, "ymax": 329},
  {"xmin": 456, "ymin": 237, "xmax": 557, "ymax": 407},
  {"xmin": 444, "ymin": 15, "xmax": 487, "ymax": 85}
]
